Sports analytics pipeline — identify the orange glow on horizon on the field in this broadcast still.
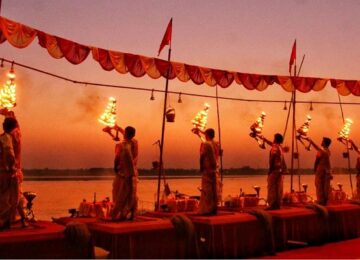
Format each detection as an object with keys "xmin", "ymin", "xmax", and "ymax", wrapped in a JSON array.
[{"xmin": 2, "ymin": 1, "xmax": 360, "ymax": 169}]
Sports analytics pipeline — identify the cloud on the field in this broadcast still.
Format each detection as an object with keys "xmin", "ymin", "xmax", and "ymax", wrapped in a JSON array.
[{"xmin": 72, "ymin": 89, "xmax": 103, "ymax": 124}]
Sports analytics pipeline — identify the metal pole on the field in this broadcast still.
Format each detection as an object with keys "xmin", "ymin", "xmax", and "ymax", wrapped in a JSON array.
[
  {"xmin": 290, "ymin": 90, "xmax": 296, "ymax": 192},
  {"xmin": 289, "ymin": 53, "xmax": 297, "ymax": 192},
  {"xmin": 338, "ymin": 94, "xmax": 354, "ymax": 196},
  {"xmin": 156, "ymin": 47, "xmax": 172, "ymax": 211},
  {"xmin": 215, "ymin": 85, "xmax": 224, "ymax": 182},
  {"xmin": 295, "ymin": 54, "xmax": 305, "ymax": 191}
]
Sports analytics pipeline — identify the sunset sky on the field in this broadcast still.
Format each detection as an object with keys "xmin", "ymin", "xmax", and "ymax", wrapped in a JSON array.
[{"xmin": 1, "ymin": 0, "xmax": 360, "ymax": 170}]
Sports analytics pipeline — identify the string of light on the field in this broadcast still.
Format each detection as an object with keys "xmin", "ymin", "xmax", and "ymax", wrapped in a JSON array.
[{"xmin": 1, "ymin": 57, "xmax": 360, "ymax": 106}]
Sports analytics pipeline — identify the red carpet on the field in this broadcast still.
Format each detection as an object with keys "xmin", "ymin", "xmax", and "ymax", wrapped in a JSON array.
[{"xmin": 264, "ymin": 237, "xmax": 360, "ymax": 259}]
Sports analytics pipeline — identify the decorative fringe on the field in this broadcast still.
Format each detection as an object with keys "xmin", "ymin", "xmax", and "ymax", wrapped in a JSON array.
[
  {"xmin": 170, "ymin": 214, "xmax": 195, "ymax": 241},
  {"xmin": 305, "ymin": 203, "xmax": 329, "ymax": 219},
  {"xmin": 305, "ymin": 203, "xmax": 329, "ymax": 243},
  {"xmin": 64, "ymin": 221, "xmax": 94, "ymax": 258},
  {"xmin": 245, "ymin": 209, "xmax": 275, "ymax": 255},
  {"xmin": 170, "ymin": 214, "xmax": 198, "ymax": 258}
]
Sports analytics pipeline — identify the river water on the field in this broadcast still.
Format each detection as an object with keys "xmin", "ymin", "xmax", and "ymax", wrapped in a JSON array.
[{"xmin": 22, "ymin": 174, "xmax": 355, "ymax": 220}]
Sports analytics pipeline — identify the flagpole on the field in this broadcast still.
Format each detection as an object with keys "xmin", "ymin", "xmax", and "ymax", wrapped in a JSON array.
[
  {"xmin": 290, "ymin": 91, "xmax": 296, "ymax": 192},
  {"xmin": 295, "ymin": 54, "xmax": 305, "ymax": 191},
  {"xmin": 290, "ymin": 49, "xmax": 297, "ymax": 192},
  {"xmin": 215, "ymin": 85, "xmax": 224, "ymax": 182},
  {"xmin": 156, "ymin": 41, "xmax": 172, "ymax": 212}
]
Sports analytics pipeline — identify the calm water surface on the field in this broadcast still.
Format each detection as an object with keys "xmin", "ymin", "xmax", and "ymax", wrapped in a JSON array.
[{"xmin": 22, "ymin": 174, "xmax": 355, "ymax": 220}]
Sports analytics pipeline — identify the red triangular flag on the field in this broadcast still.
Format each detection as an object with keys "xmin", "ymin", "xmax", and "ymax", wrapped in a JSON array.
[
  {"xmin": 158, "ymin": 18, "xmax": 172, "ymax": 56},
  {"xmin": 289, "ymin": 40, "xmax": 296, "ymax": 74}
]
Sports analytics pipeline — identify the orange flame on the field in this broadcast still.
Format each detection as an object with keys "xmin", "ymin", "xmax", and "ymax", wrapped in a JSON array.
[
  {"xmin": 192, "ymin": 103, "xmax": 210, "ymax": 131},
  {"xmin": 297, "ymin": 115, "xmax": 312, "ymax": 137},
  {"xmin": 250, "ymin": 111, "xmax": 266, "ymax": 134},
  {"xmin": 338, "ymin": 118, "xmax": 353, "ymax": 140},
  {"xmin": 0, "ymin": 70, "xmax": 17, "ymax": 108},
  {"xmin": 98, "ymin": 97, "xmax": 117, "ymax": 127}
]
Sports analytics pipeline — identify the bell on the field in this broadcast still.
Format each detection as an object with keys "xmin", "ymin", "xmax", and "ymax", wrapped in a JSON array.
[
  {"xmin": 150, "ymin": 89, "xmax": 155, "ymax": 101},
  {"xmin": 177, "ymin": 92, "xmax": 182, "ymax": 103},
  {"xmin": 283, "ymin": 101, "xmax": 287, "ymax": 110}
]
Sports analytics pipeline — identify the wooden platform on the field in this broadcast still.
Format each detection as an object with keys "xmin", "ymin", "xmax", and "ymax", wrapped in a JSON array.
[
  {"xmin": 51, "ymin": 203, "xmax": 360, "ymax": 259},
  {"xmin": 0, "ymin": 221, "xmax": 93, "ymax": 259}
]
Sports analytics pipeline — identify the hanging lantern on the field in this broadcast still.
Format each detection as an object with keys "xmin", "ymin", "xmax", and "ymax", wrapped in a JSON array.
[
  {"xmin": 337, "ymin": 118, "xmax": 353, "ymax": 149},
  {"xmin": 191, "ymin": 103, "xmax": 210, "ymax": 133},
  {"xmin": 296, "ymin": 115, "xmax": 312, "ymax": 150},
  {"xmin": 165, "ymin": 107, "xmax": 175, "ymax": 122},
  {"xmin": 249, "ymin": 112, "xmax": 266, "ymax": 149}
]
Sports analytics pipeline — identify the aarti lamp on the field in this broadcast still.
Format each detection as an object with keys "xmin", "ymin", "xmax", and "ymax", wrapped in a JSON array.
[
  {"xmin": 0, "ymin": 64, "xmax": 17, "ymax": 108},
  {"xmin": 191, "ymin": 103, "xmax": 210, "ymax": 133},
  {"xmin": 296, "ymin": 115, "xmax": 312, "ymax": 151},
  {"xmin": 249, "ymin": 112, "xmax": 266, "ymax": 149},
  {"xmin": 98, "ymin": 97, "xmax": 120, "ymax": 141}
]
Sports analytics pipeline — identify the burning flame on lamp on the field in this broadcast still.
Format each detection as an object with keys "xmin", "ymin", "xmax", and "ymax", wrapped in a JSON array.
[
  {"xmin": 191, "ymin": 103, "xmax": 210, "ymax": 132},
  {"xmin": 98, "ymin": 97, "xmax": 117, "ymax": 127},
  {"xmin": 296, "ymin": 115, "xmax": 312, "ymax": 150},
  {"xmin": 0, "ymin": 65, "xmax": 17, "ymax": 108},
  {"xmin": 249, "ymin": 112, "xmax": 266, "ymax": 149},
  {"xmin": 98, "ymin": 97, "xmax": 120, "ymax": 141},
  {"xmin": 337, "ymin": 118, "xmax": 353, "ymax": 147}
]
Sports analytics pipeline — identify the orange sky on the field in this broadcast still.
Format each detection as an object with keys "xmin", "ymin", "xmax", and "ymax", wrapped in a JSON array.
[{"xmin": 0, "ymin": 0, "xmax": 360, "ymax": 169}]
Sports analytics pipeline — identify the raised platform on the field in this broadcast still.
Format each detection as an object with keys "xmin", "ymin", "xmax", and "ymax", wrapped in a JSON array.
[
  {"xmin": 326, "ymin": 203, "xmax": 360, "ymax": 241},
  {"xmin": 51, "ymin": 203, "xmax": 360, "ymax": 258},
  {"xmin": 266, "ymin": 206, "xmax": 326, "ymax": 250},
  {"xmin": 0, "ymin": 221, "xmax": 93, "ymax": 259},
  {"xmin": 55, "ymin": 216, "xmax": 190, "ymax": 258},
  {"xmin": 143, "ymin": 210, "xmax": 272, "ymax": 258}
]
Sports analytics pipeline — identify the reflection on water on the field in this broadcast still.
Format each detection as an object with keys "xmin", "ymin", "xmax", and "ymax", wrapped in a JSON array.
[{"xmin": 23, "ymin": 174, "xmax": 355, "ymax": 220}]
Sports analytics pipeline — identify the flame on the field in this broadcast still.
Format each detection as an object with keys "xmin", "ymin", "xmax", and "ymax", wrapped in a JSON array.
[
  {"xmin": 338, "ymin": 118, "xmax": 353, "ymax": 140},
  {"xmin": 0, "ymin": 74, "xmax": 17, "ymax": 108},
  {"xmin": 251, "ymin": 111, "xmax": 266, "ymax": 134},
  {"xmin": 192, "ymin": 103, "xmax": 210, "ymax": 131},
  {"xmin": 297, "ymin": 115, "xmax": 312, "ymax": 137},
  {"xmin": 98, "ymin": 97, "xmax": 117, "ymax": 127}
]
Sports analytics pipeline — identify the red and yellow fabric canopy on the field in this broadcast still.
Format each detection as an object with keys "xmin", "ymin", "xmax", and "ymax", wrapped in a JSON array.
[{"xmin": 1, "ymin": 16, "xmax": 359, "ymax": 96}]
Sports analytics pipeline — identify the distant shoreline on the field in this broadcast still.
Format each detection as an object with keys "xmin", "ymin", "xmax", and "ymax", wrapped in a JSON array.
[{"xmin": 23, "ymin": 167, "xmax": 356, "ymax": 181}]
